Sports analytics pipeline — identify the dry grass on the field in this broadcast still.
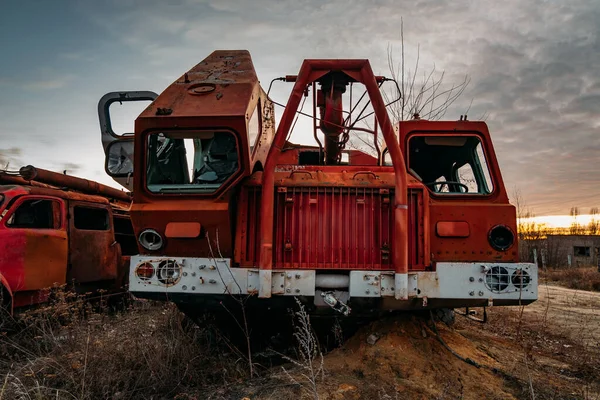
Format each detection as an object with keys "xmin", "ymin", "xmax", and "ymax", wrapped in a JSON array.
[
  {"xmin": 0, "ymin": 290, "xmax": 298, "ymax": 400},
  {"xmin": 540, "ymin": 266, "xmax": 600, "ymax": 292},
  {"xmin": 1, "ymin": 284, "xmax": 599, "ymax": 399}
]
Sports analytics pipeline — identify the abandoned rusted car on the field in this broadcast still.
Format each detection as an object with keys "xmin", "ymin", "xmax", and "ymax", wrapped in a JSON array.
[{"xmin": 0, "ymin": 167, "xmax": 135, "ymax": 312}]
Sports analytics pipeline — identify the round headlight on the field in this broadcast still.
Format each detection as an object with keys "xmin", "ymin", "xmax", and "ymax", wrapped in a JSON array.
[
  {"xmin": 157, "ymin": 260, "xmax": 181, "ymax": 286},
  {"xmin": 485, "ymin": 266, "xmax": 510, "ymax": 292},
  {"xmin": 488, "ymin": 225, "xmax": 514, "ymax": 251},
  {"xmin": 139, "ymin": 229, "xmax": 163, "ymax": 251},
  {"xmin": 135, "ymin": 262, "xmax": 155, "ymax": 280}
]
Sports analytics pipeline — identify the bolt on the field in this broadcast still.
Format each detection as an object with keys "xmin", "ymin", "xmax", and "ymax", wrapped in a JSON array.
[
  {"xmin": 391, "ymin": 287, "xmax": 395, "ymax": 291},
  {"xmin": 469, "ymin": 291, "xmax": 475, "ymax": 296},
  {"xmin": 413, "ymin": 275, "xmax": 417, "ymax": 281},
  {"xmin": 364, "ymin": 275, "xmax": 370, "ymax": 281},
  {"xmin": 381, "ymin": 287, "xmax": 385, "ymax": 291},
  {"xmin": 366, "ymin": 289, "xmax": 371, "ymax": 294},
  {"xmin": 183, "ymin": 272, "xmax": 188, "ymax": 277},
  {"xmin": 199, "ymin": 265, "xmax": 206, "ymax": 269},
  {"xmin": 469, "ymin": 277, "xmax": 474, "ymax": 282},
  {"xmin": 209, "ymin": 279, "xmax": 216, "ymax": 284},
  {"xmin": 192, "ymin": 286, "xmax": 196, "ymax": 291},
  {"xmin": 295, "ymin": 274, "xmax": 301, "ymax": 279},
  {"xmin": 209, "ymin": 265, "xmax": 216, "ymax": 270},
  {"xmin": 280, "ymin": 273, "xmax": 285, "ymax": 277},
  {"xmin": 295, "ymin": 289, "xmax": 300, "ymax": 293},
  {"xmin": 192, "ymin": 272, "xmax": 196, "ymax": 277},
  {"xmin": 182, "ymin": 285, "xmax": 187, "ymax": 290},
  {"xmin": 280, "ymin": 284, "xmax": 284, "ymax": 288},
  {"xmin": 374, "ymin": 290, "xmax": 379, "ymax": 295},
  {"xmin": 478, "ymin": 278, "xmax": 483, "ymax": 282},
  {"xmin": 287, "ymin": 274, "xmax": 292, "ymax": 279},
  {"xmin": 478, "ymin": 291, "xmax": 484, "ymax": 296},
  {"xmin": 286, "ymin": 288, "xmax": 291, "ymax": 293}
]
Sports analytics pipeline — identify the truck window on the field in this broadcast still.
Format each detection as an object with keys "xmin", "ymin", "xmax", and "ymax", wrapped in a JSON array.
[
  {"xmin": 146, "ymin": 130, "xmax": 239, "ymax": 194},
  {"xmin": 74, "ymin": 206, "xmax": 109, "ymax": 231},
  {"xmin": 248, "ymin": 100, "xmax": 261, "ymax": 153},
  {"xmin": 6, "ymin": 199, "xmax": 59, "ymax": 229},
  {"xmin": 408, "ymin": 136, "xmax": 494, "ymax": 195}
]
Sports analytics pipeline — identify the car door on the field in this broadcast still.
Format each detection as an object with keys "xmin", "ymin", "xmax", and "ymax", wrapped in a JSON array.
[
  {"xmin": 0, "ymin": 196, "xmax": 68, "ymax": 293},
  {"xmin": 67, "ymin": 201, "xmax": 119, "ymax": 284}
]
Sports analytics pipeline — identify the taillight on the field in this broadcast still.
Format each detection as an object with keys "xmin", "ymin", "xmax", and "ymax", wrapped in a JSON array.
[{"xmin": 135, "ymin": 262, "xmax": 155, "ymax": 280}]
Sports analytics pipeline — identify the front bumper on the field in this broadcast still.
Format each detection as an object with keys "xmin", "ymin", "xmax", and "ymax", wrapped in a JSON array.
[{"xmin": 129, "ymin": 256, "xmax": 537, "ymax": 309}]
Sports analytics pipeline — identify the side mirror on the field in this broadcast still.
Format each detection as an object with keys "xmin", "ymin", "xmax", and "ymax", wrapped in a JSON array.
[{"xmin": 106, "ymin": 140, "xmax": 134, "ymax": 177}]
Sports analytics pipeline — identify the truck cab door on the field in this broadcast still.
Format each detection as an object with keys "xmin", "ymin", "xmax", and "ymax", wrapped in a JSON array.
[
  {"xmin": 0, "ymin": 196, "xmax": 68, "ymax": 293},
  {"xmin": 67, "ymin": 201, "xmax": 119, "ymax": 284},
  {"xmin": 98, "ymin": 91, "xmax": 158, "ymax": 191}
]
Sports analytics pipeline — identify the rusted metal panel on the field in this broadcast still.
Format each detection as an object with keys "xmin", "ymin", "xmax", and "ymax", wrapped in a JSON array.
[
  {"xmin": 236, "ymin": 184, "xmax": 426, "ymax": 271},
  {"xmin": 67, "ymin": 201, "xmax": 118, "ymax": 283},
  {"xmin": 0, "ymin": 196, "xmax": 68, "ymax": 295}
]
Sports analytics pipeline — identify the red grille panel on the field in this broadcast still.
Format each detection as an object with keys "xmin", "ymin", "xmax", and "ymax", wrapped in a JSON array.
[{"xmin": 237, "ymin": 186, "xmax": 425, "ymax": 271}]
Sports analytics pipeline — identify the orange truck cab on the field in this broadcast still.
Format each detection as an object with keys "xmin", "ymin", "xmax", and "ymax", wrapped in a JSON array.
[
  {"xmin": 0, "ymin": 171, "xmax": 135, "ymax": 311},
  {"xmin": 100, "ymin": 51, "xmax": 537, "ymax": 317}
]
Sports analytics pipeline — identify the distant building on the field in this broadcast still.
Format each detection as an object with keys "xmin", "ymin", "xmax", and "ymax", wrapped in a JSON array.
[{"xmin": 545, "ymin": 235, "xmax": 600, "ymax": 267}]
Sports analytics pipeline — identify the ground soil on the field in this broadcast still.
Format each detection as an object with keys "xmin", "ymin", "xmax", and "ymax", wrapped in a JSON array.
[
  {"xmin": 2, "ymin": 284, "xmax": 599, "ymax": 399},
  {"xmin": 305, "ymin": 284, "xmax": 600, "ymax": 399}
]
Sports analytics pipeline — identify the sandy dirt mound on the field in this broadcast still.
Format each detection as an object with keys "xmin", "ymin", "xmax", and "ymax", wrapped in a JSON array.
[{"xmin": 319, "ymin": 314, "xmax": 518, "ymax": 400}]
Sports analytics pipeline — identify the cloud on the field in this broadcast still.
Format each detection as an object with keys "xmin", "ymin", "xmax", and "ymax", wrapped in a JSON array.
[
  {"xmin": 2, "ymin": 0, "xmax": 600, "ymax": 215},
  {"xmin": 0, "ymin": 147, "xmax": 23, "ymax": 169}
]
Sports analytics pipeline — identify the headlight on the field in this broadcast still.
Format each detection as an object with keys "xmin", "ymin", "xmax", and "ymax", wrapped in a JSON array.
[
  {"xmin": 139, "ymin": 229, "xmax": 163, "ymax": 251},
  {"xmin": 485, "ymin": 266, "xmax": 510, "ymax": 292},
  {"xmin": 157, "ymin": 260, "xmax": 181, "ymax": 286},
  {"xmin": 488, "ymin": 225, "xmax": 514, "ymax": 251},
  {"xmin": 135, "ymin": 262, "xmax": 155, "ymax": 280}
]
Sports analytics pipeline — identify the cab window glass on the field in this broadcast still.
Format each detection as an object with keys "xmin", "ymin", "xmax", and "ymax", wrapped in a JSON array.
[
  {"xmin": 146, "ymin": 130, "xmax": 239, "ymax": 194},
  {"xmin": 408, "ymin": 136, "xmax": 494, "ymax": 195},
  {"xmin": 248, "ymin": 101, "xmax": 261, "ymax": 153},
  {"xmin": 6, "ymin": 199, "xmax": 60, "ymax": 229},
  {"xmin": 74, "ymin": 206, "xmax": 109, "ymax": 231}
]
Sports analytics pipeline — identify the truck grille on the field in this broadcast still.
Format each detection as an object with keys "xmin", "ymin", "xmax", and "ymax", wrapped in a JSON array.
[{"xmin": 236, "ymin": 186, "xmax": 425, "ymax": 271}]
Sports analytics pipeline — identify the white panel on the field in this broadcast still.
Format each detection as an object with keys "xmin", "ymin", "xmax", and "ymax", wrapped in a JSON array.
[
  {"xmin": 349, "ymin": 271, "xmax": 381, "ymax": 297},
  {"xmin": 419, "ymin": 262, "xmax": 537, "ymax": 301}
]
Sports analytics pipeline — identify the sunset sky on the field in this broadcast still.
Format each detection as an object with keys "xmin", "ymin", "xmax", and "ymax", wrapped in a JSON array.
[{"xmin": 1, "ymin": 0, "xmax": 599, "ymax": 222}]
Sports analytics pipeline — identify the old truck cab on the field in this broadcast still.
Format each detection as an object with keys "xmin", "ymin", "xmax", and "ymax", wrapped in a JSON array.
[
  {"xmin": 100, "ymin": 50, "xmax": 536, "ymax": 318},
  {"xmin": 0, "ymin": 168, "xmax": 135, "ymax": 311}
]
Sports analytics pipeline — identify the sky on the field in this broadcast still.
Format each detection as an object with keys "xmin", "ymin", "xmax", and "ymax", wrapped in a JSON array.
[{"xmin": 0, "ymin": 0, "xmax": 599, "ymax": 220}]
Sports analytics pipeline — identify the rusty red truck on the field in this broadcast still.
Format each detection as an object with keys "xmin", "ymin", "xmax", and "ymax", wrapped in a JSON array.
[
  {"xmin": 99, "ymin": 50, "xmax": 536, "ymax": 319},
  {"xmin": 0, "ymin": 167, "xmax": 135, "ymax": 313}
]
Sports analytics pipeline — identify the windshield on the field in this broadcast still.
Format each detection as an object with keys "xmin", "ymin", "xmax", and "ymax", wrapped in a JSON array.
[
  {"xmin": 146, "ymin": 130, "xmax": 239, "ymax": 194},
  {"xmin": 408, "ymin": 135, "xmax": 494, "ymax": 195}
]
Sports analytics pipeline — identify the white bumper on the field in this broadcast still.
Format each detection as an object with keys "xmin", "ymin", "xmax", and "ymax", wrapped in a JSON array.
[{"xmin": 129, "ymin": 256, "xmax": 537, "ymax": 305}]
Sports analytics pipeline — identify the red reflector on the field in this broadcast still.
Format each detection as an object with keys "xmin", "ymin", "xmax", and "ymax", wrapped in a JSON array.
[
  {"xmin": 135, "ymin": 263, "xmax": 155, "ymax": 280},
  {"xmin": 436, "ymin": 221, "xmax": 470, "ymax": 238},
  {"xmin": 165, "ymin": 222, "xmax": 202, "ymax": 238}
]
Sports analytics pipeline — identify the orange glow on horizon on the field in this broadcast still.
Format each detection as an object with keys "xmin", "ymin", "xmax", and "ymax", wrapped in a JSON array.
[{"xmin": 519, "ymin": 214, "xmax": 598, "ymax": 229}]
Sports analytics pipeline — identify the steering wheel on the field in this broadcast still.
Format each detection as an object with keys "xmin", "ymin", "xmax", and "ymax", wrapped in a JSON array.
[{"xmin": 426, "ymin": 181, "xmax": 469, "ymax": 193}]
